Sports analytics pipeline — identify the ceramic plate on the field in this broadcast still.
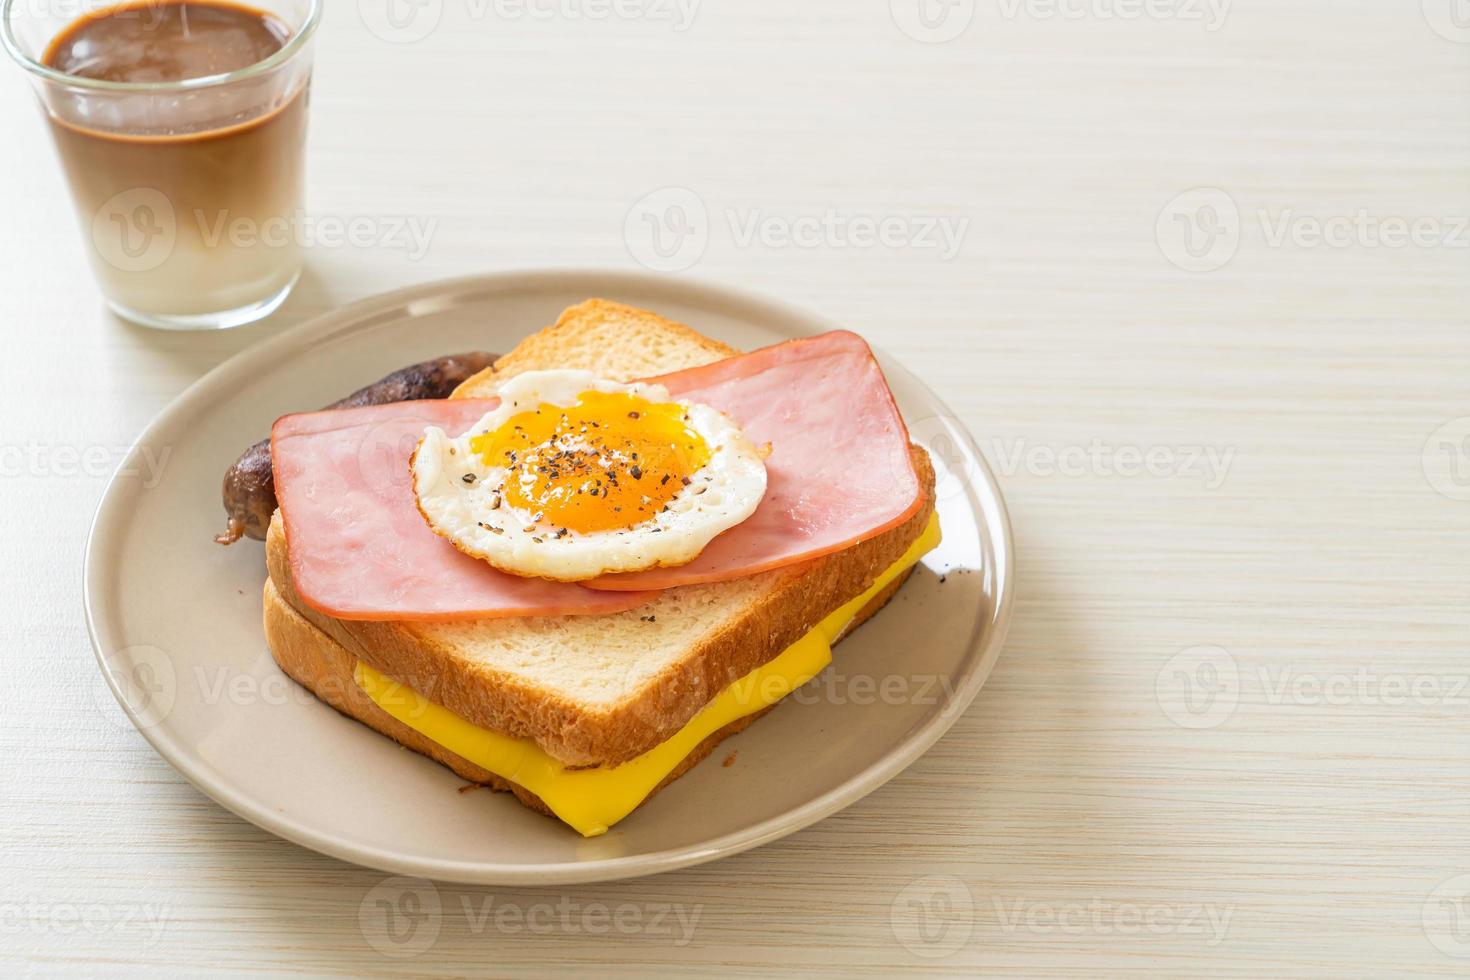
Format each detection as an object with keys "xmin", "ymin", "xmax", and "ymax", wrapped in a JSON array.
[{"xmin": 84, "ymin": 270, "xmax": 1013, "ymax": 884}]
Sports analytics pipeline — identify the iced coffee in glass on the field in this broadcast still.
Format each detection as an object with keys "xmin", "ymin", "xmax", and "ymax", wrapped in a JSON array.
[{"xmin": 2, "ymin": 0, "xmax": 321, "ymax": 329}]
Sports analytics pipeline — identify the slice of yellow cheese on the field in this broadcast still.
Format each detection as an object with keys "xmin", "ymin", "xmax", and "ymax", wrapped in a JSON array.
[{"xmin": 357, "ymin": 513, "xmax": 941, "ymax": 836}]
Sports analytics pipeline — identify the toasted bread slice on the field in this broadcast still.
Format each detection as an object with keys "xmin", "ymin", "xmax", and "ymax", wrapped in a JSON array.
[
  {"xmin": 266, "ymin": 301, "xmax": 936, "ymax": 772},
  {"xmin": 452, "ymin": 299, "xmax": 738, "ymax": 397}
]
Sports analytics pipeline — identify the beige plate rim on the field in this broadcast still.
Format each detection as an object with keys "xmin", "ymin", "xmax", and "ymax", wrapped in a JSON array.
[{"xmin": 83, "ymin": 268, "xmax": 1015, "ymax": 885}]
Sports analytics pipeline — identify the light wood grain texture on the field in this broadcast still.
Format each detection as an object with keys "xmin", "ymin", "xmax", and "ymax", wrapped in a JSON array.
[{"xmin": 3, "ymin": 0, "xmax": 1469, "ymax": 974}]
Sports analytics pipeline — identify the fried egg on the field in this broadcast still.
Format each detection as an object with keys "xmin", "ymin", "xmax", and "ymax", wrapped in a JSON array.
[{"xmin": 411, "ymin": 370, "xmax": 768, "ymax": 581}]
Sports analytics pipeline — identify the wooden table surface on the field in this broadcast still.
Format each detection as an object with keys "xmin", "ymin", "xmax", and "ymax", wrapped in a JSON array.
[{"xmin": 3, "ymin": 0, "xmax": 1468, "ymax": 975}]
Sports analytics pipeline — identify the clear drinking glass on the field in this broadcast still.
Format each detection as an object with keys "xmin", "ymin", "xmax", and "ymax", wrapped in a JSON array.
[{"xmin": 1, "ymin": 0, "xmax": 321, "ymax": 329}]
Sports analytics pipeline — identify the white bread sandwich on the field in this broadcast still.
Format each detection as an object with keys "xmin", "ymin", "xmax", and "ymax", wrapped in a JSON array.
[{"xmin": 261, "ymin": 300, "xmax": 938, "ymax": 836}]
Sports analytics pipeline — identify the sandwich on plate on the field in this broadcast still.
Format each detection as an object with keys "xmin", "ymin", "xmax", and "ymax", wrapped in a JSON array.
[{"xmin": 254, "ymin": 300, "xmax": 938, "ymax": 836}]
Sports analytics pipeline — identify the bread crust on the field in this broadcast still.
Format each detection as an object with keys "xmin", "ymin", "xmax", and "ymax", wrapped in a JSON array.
[{"xmin": 263, "ymin": 565, "xmax": 915, "ymax": 825}]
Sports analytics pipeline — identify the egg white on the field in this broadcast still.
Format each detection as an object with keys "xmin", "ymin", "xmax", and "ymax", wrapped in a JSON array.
[{"xmin": 411, "ymin": 370, "xmax": 768, "ymax": 581}]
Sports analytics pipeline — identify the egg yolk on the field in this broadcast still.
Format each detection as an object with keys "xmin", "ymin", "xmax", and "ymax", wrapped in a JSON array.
[{"xmin": 469, "ymin": 391, "xmax": 710, "ymax": 534}]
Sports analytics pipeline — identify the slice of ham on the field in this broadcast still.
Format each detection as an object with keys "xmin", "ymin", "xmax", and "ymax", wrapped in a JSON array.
[
  {"xmin": 271, "ymin": 330, "xmax": 922, "ymax": 619},
  {"xmin": 271, "ymin": 400, "xmax": 656, "ymax": 621},
  {"xmin": 585, "ymin": 330, "xmax": 923, "ymax": 590}
]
